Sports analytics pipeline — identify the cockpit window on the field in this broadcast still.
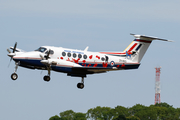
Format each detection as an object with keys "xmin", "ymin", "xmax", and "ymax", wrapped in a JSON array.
[
  {"xmin": 35, "ymin": 47, "xmax": 47, "ymax": 53},
  {"xmin": 45, "ymin": 50, "xmax": 54, "ymax": 55}
]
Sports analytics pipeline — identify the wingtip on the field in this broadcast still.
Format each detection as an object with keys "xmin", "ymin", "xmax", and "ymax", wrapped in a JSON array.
[{"xmin": 168, "ymin": 40, "xmax": 174, "ymax": 42}]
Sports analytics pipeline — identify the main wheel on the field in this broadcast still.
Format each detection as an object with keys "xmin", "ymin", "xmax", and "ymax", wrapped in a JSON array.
[
  {"xmin": 43, "ymin": 76, "xmax": 50, "ymax": 82},
  {"xmin": 11, "ymin": 73, "xmax": 18, "ymax": 80},
  {"xmin": 77, "ymin": 83, "xmax": 84, "ymax": 89}
]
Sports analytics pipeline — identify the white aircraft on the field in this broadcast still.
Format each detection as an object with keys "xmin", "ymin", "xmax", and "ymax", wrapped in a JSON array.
[{"xmin": 7, "ymin": 34, "xmax": 172, "ymax": 89}]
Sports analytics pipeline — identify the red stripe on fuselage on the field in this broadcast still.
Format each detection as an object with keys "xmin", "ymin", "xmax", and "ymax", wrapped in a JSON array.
[
  {"xmin": 100, "ymin": 43, "xmax": 138, "ymax": 55},
  {"xmin": 99, "ymin": 52, "xmax": 126, "ymax": 55}
]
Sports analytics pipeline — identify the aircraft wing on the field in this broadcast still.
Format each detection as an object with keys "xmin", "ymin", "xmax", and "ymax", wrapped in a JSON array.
[{"xmin": 72, "ymin": 67, "xmax": 120, "ymax": 74}]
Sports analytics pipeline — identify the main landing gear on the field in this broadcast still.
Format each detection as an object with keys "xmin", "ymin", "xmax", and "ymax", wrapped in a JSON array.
[
  {"xmin": 43, "ymin": 75, "xmax": 50, "ymax": 81},
  {"xmin": 11, "ymin": 62, "xmax": 19, "ymax": 80},
  {"xmin": 77, "ymin": 77, "xmax": 85, "ymax": 89},
  {"xmin": 43, "ymin": 66, "xmax": 51, "ymax": 82}
]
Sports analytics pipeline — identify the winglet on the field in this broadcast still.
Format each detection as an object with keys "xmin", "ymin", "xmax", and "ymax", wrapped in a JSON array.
[
  {"xmin": 84, "ymin": 46, "xmax": 89, "ymax": 52},
  {"xmin": 130, "ymin": 33, "xmax": 173, "ymax": 42}
]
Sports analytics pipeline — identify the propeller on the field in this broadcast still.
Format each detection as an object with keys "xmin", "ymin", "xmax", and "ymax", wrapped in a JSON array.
[
  {"xmin": 7, "ymin": 42, "xmax": 17, "ymax": 67},
  {"xmin": 13, "ymin": 42, "xmax": 17, "ymax": 53},
  {"xmin": 44, "ymin": 49, "xmax": 51, "ymax": 60},
  {"xmin": 40, "ymin": 49, "xmax": 52, "ymax": 76},
  {"xmin": 7, "ymin": 49, "xmax": 11, "ymax": 53},
  {"xmin": 39, "ymin": 49, "xmax": 51, "ymax": 61},
  {"xmin": 40, "ymin": 54, "xmax": 45, "ymax": 60}
]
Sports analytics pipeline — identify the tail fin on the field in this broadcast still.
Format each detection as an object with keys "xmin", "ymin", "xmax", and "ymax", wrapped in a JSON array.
[{"xmin": 124, "ymin": 34, "xmax": 172, "ymax": 63}]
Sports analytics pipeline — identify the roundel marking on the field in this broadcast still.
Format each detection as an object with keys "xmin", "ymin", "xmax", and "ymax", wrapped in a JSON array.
[{"xmin": 110, "ymin": 61, "xmax": 115, "ymax": 66}]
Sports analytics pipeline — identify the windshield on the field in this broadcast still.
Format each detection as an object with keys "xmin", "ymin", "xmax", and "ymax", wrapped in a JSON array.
[{"xmin": 35, "ymin": 47, "xmax": 47, "ymax": 53}]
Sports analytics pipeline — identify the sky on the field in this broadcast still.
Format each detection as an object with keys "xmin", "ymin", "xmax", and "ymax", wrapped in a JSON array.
[{"xmin": 1, "ymin": 0, "xmax": 180, "ymax": 120}]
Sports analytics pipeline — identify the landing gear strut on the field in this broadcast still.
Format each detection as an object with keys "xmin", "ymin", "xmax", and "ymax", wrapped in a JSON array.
[
  {"xmin": 43, "ymin": 66, "xmax": 51, "ymax": 82},
  {"xmin": 11, "ymin": 62, "xmax": 19, "ymax": 80},
  {"xmin": 77, "ymin": 77, "xmax": 85, "ymax": 89}
]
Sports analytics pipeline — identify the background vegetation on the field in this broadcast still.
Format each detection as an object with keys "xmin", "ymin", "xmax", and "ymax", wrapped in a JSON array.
[{"xmin": 49, "ymin": 103, "xmax": 180, "ymax": 120}]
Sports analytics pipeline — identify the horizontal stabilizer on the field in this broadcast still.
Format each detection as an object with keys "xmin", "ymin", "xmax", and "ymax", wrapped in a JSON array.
[{"xmin": 130, "ymin": 33, "xmax": 173, "ymax": 42}]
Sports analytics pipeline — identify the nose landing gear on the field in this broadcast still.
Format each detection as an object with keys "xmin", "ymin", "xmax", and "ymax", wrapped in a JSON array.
[
  {"xmin": 11, "ymin": 62, "xmax": 19, "ymax": 80},
  {"xmin": 77, "ymin": 77, "xmax": 85, "ymax": 89},
  {"xmin": 11, "ymin": 73, "xmax": 18, "ymax": 80}
]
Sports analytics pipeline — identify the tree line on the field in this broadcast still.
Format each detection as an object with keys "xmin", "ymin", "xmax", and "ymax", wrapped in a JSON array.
[{"xmin": 49, "ymin": 103, "xmax": 180, "ymax": 120}]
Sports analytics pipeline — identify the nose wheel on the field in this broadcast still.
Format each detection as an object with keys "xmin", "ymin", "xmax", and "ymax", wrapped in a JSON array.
[
  {"xmin": 11, "ymin": 62, "xmax": 19, "ymax": 80},
  {"xmin": 77, "ymin": 77, "xmax": 85, "ymax": 89},
  {"xmin": 11, "ymin": 73, "xmax": 18, "ymax": 80}
]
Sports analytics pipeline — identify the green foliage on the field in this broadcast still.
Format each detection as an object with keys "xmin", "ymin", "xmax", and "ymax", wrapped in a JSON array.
[
  {"xmin": 49, "ymin": 115, "xmax": 61, "ymax": 120},
  {"xmin": 74, "ymin": 112, "xmax": 86, "ymax": 120},
  {"xmin": 126, "ymin": 116, "xmax": 140, "ymax": 120},
  {"xmin": 155, "ymin": 102, "xmax": 173, "ymax": 108},
  {"xmin": 58, "ymin": 110, "xmax": 87, "ymax": 120},
  {"xmin": 49, "ymin": 103, "xmax": 180, "ymax": 120},
  {"xmin": 112, "ymin": 114, "xmax": 126, "ymax": 120},
  {"xmin": 113, "ymin": 106, "xmax": 130, "ymax": 118},
  {"xmin": 60, "ymin": 110, "xmax": 75, "ymax": 120},
  {"xmin": 87, "ymin": 106, "xmax": 113, "ymax": 120}
]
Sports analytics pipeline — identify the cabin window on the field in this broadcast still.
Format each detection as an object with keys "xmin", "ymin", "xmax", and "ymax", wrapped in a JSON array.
[
  {"xmin": 62, "ymin": 52, "xmax": 66, "ymax": 56},
  {"xmin": 78, "ymin": 54, "xmax": 82, "ymax": 59},
  {"xmin": 67, "ymin": 52, "xmax": 71, "ymax": 57},
  {"xmin": 73, "ymin": 53, "xmax": 77, "ymax": 58},
  {"xmin": 50, "ymin": 50, "xmax": 54, "ymax": 54},
  {"xmin": 45, "ymin": 50, "xmax": 54, "ymax": 55},
  {"xmin": 83, "ymin": 55, "xmax": 87, "ymax": 59},
  {"xmin": 101, "ymin": 57, "xmax": 105, "ymax": 61}
]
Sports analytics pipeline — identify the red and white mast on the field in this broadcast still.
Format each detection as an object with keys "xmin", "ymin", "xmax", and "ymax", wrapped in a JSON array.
[{"xmin": 155, "ymin": 67, "xmax": 161, "ymax": 104}]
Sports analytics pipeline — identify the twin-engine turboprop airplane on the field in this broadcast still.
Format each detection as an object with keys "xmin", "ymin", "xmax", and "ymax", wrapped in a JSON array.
[{"xmin": 7, "ymin": 34, "xmax": 172, "ymax": 89}]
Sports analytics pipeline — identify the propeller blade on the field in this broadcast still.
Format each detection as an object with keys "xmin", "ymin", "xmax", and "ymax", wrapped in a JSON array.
[
  {"xmin": 40, "ymin": 54, "xmax": 44, "ymax": 60},
  {"xmin": 7, "ymin": 42, "xmax": 17, "ymax": 68},
  {"xmin": 8, "ymin": 57, "xmax": 13, "ymax": 68},
  {"xmin": 13, "ymin": 42, "xmax": 17, "ymax": 53},
  {"xmin": 8, "ymin": 62, "xmax": 11, "ymax": 68},
  {"xmin": 7, "ymin": 48, "xmax": 11, "ymax": 53},
  {"xmin": 8, "ymin": 58, "xmax": 13, "ymax": 68},
  {"xmin": 45, "ymin": 49, "xmax": 51, "ymax": 60}
]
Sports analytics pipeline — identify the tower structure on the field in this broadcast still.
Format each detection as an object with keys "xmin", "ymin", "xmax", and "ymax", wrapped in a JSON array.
[{"xmin": 155, "ymin": 67, "xmax": 161, "ymax": 104}]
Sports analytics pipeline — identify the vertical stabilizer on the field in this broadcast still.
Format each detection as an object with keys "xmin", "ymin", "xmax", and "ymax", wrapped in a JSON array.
[{"xmin": 124, "ymin": 34, "xmax": 172, "ymax": 63}]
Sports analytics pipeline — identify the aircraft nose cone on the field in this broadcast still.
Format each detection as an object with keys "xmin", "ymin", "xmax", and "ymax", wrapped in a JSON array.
[{"xmin": 12, "ymin": 51, "xmax": 41, "ymax": 63}]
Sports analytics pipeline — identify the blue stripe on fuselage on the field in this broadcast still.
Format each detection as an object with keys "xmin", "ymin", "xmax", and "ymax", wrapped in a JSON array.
[
  {"xmin": 13, "ymin": 58, "xmax": 44, "ymax": 67},
  {"xmin": 13, "ymin": 58, "xmax": 140, "ymax": 74}
]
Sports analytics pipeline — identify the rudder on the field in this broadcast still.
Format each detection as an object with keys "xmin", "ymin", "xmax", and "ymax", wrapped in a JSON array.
[{"xmin": 124, "ymin": 34, "xmax": 172, "ymax": 63}]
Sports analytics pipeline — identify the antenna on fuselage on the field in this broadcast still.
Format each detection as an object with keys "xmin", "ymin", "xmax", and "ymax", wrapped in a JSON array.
[{"xmin": 84, "ymin": 46, "xmax": 89, "ymax": 52}]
